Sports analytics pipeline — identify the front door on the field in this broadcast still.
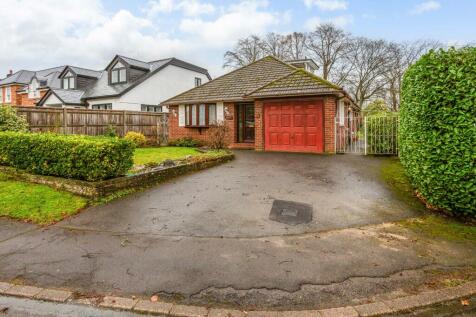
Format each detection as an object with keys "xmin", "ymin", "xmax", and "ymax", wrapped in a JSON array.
[{"xmin": 237, "ymin": 103, "xmax": 255, "ymax": 143}]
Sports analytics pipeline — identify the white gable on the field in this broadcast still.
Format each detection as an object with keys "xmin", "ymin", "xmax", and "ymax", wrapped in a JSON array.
[
  {"xmin": 65, "ymin": 71, "xmax": 74, "ymax": 77},
  {"xmin": 43, "ymin": 93, "xmax": 63, "ymax": 107},
  {"xmin": 113, "ymin": 61, "xmax": 125, "ymax": 69}
]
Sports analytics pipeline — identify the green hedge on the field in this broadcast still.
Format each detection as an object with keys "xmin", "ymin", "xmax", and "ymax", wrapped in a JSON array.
[
  {"xmin": 0, "ymin": 132, "xmax": 135, "ymax": 181},
  {"xmin": 400, "ymin": 47, "xmax": 476, "ymax": 216}
]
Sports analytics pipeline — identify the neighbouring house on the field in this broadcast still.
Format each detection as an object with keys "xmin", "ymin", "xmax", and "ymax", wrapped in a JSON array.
[
  {"xmin": 162, "ymin": 56, "xmax": 358, "ymax": 154},
  {"xmin": 37, "ymin": 55, "xmax": 211, "ymax": 112},
  {"xmin": 0, "ymin": 66, "xmax": 73, "ymax": 106}
]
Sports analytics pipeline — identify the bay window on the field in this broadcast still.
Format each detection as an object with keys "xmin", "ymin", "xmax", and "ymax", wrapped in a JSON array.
[{"xmin": 185, "ymin": 104, "xmax": 217, "ymax": 127}]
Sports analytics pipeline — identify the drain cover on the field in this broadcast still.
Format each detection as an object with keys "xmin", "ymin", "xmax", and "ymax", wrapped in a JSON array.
[{"xmin": 269, "ymin": 200, "xmax": 313, "ymax": 225}]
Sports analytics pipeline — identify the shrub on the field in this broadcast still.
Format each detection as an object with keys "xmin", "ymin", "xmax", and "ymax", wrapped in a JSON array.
[
  {"xmin": 104, "ymin": 124, "xmax": 117, "ymax": 137},
  {"xmin": 400, "ymin": 47, "xmax": 476, "ymax": 216},
  {"xmin": 208, "ymin": 121, "xmax": 230, "ymax": 150},
  {"xmin": 168, "ymin": 137, "xmax": 204, "ymax": 147},
  {"xmin": 0, "ymin": 105, "xmax": 28, "ymax": 132},
  {"xmin": 125, "ymin": 131, "xmax": 147, "ymax": 147},
  {"xmin": 0, "ymin": 132, "xmax": 135, "ymax": 181}
]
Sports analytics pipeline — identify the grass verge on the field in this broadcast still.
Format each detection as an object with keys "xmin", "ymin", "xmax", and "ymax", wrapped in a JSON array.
[{"xmin": 0, "ymin": 172, "xmax": 88, "ymax": 224}]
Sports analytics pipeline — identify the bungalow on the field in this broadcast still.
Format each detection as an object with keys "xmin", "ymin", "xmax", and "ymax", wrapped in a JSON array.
[
  {"xmin": 38, "ymin": 55, "xmax": 211, "ymax": 112},
  {"xmin": 162, "ymin": 56, "xmax": 358, "ymax": 154}
]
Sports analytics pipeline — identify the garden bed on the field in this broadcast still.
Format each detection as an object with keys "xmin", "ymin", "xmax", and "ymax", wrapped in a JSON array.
[{"xmin": 0, "ymin": 151, "xmax": 234, "ymax": 198}]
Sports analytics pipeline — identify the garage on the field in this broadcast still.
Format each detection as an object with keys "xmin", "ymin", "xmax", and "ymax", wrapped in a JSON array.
[{"xmin": 264, "ymin": 100, "xmax": 324, "ymax": 153}]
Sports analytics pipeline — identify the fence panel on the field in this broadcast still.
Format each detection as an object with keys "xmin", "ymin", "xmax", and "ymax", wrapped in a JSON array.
[{"xmin": 15, "ymin": 106, "xmax": 168, "ymax": 144}]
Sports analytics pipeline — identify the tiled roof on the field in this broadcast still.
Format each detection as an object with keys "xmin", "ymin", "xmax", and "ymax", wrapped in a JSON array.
[
  {"xmin": 69, "ymin": 66, "xmax": 102, "ymax": 78},
  {"xmin": 119, "ymin": 55, "xmax": 150, "ymax": 70},
  {"xmin": 51, "ymin": 89, "xmax": 84, "ymax": 104},
  {"xmin": 247, "ymin": 69, "xmax": 342, "ymax": 98},
  {"xmin": 83, "ymin": 57, "xmax": 211, "ymax": 99},
  {"xmin": 162, "ymin": 56, "xmax": 296, "ymax": 105}
]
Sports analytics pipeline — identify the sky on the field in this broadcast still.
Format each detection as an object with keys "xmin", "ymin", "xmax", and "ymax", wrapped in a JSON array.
[{"xmin": 0, "ymin": 0, "xmax": 474, "ymax": 78}]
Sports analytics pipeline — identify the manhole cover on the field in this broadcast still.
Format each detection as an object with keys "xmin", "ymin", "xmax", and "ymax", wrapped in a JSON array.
[{"xmin": 269, "ymin": 200, "xmax": 313, "ymax": 225}]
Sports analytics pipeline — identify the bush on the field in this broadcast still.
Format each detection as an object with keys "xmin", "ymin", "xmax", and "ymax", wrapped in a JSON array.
[
  {"xmin": 104, "ymin": 124, "xmax": 117, "ymax": 137},
  {"xmin": 125, "ymin": 131, "xmax": 146, "ymax": 147},
  {"xmin": 400, "ymin": 47, "xmax": 476, "ymax": 216},
  {"xmin": 208, "ymin": 122, "xmax": 230, "ymax": 150},
  {"xmin": 0, "ymin": 105, "xmax": 28, "ymax": 132},
  {"xmin": 0, "ymin": 132, "xmax": 135, "ymax": 181},
  {"xmin": 168, "ymin": 137, "xmax": 204, "ymax": 147}
]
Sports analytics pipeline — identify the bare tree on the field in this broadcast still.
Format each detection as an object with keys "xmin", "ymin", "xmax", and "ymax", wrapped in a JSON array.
[
  {"xmin": 284, "ymin": 32, "xmax": 307, "ymax": 60},
  {"xmin": 223, "ymin": 35, "xmax": 266, "ymax": 69},
  {"xmin": 262, "ymin": 32, "xmax": 291, "ymax": 60},
  {"xmin": 306, "ymin": 23, "xmax": 351, "ymax": 81},
  {"xmin": 343, "ymin": 37, "xmax": 392, "ymax": 108},
  {"xmin": 384, "ymin": 40, "xmax": 441, "ymax": 110}
]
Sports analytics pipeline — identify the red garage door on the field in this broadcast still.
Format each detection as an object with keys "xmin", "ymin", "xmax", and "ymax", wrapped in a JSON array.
[{"xmin": 264, "ymin": 100, "xmax": 324, "ymax": 153}]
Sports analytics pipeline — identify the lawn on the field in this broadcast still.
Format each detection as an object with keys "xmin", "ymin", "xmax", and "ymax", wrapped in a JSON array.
[
  {"xmin": 0, "ymin": 173, "xmax": 87, "ymax": 224},
  {"xmin": 133, "ymin": 146, "xmax": 227, "ymax": 166}
]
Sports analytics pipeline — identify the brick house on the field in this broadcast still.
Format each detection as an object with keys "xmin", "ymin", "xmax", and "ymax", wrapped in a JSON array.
[
  {"xmin": 0, "ymin": 66, "xmax": 98, "ymax": 107},
  {"xmin": 162, "ymin": 56, "xmax": 358, "ymax": 154}
]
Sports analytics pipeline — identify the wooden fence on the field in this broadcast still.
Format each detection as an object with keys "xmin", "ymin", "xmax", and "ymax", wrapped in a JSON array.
[{"xmin": 15, "ymin": 107, "xmax": 169, "ymax": 144}]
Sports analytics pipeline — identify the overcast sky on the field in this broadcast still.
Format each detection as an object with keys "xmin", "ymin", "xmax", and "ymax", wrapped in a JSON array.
[{"xmin": 1, "ymin": 0, "xmax": 474, "ymax": 78}]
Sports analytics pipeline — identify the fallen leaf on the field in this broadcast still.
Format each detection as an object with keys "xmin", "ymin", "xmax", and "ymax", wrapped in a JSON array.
[
  {"xmin": 150, "ymin": 295, "xmax": 159, "ymax": 302},
  {"xmin": 461, "ymin": 299, "xmax": 470, "ymax": 306}
]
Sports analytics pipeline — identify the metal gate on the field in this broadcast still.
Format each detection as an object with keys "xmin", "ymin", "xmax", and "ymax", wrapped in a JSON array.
[{"xmin": 335, "ymin": 115, "xmax": 399, "ymax": 155}]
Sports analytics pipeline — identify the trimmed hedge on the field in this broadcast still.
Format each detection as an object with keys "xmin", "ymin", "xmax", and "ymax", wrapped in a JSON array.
[
  {"xmin": 400, "ymin": 47, "xmax": 476, "ymax": 216},
  {"xmin": 0, "ymin": 132, "xmax": 135, "ymax": 181}
]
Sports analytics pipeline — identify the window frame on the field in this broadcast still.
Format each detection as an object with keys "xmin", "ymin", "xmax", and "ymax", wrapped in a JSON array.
[
  {"xmin": 141, "ymin": 104, "xmax": 162, "ymax": 113},
  {"xmin": 184, "ymin": 104, "xmax": 217, "ymax": 128},
  {"xmin": 91, "ymin": 103, "xmax": 112, "ymax": 110},
  {"xmin": 194, "ymin": 77, "xmax": 202, "ymax": 87},
  {"xmin": 5, "ymin": 87, "xmax": 11, "ymax": 102},
  {"xmin": 62, "ymin": 76, "xmax": 75, "ymax": 90},
  {"xmin": 110, "ymin": 63, "xmax": 127, "ymax": 85}
]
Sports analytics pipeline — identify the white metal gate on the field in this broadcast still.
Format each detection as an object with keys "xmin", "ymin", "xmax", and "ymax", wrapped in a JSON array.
[{"xmin": 335, "ymin": 115, "xmax": 399, "ymax": 155}]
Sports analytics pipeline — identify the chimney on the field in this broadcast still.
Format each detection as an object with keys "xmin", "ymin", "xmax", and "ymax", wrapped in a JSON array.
[{"xmin": 6, "ymin": 70, "xmax": 13, "ymax": 77}]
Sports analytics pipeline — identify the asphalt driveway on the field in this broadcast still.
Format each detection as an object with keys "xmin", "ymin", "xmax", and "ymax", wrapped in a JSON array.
[
  {"xmin": 0, "ymin": 151, "xmax": 475, "ymax": 310},
  {"xmin": 60, "ymin": 151, "xmax": 418, "ymax": 237}
]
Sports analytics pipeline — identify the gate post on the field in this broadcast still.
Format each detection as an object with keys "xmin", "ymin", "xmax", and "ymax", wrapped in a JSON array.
[{"xmin": 364, "ymin": 116, "xmax": 367, "ymax": 155}]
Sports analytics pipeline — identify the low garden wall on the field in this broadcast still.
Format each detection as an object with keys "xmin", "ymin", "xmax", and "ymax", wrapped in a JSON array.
[{"xmin": 0, "ymin": 153, "xmax": 234, "ymax": 198}]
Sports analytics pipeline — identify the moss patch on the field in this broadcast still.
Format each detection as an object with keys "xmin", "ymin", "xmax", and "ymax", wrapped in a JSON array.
[
  {"xmin": 380, "ymin": 158, "xmax": 426, "ymax": 212},
  {"xmin": 0, "ymin": 172, "xmax": 88, "ymax": 224},
  {"xmin": 399, "ymin": 215, "xmax": 476, "ymax": 242}
]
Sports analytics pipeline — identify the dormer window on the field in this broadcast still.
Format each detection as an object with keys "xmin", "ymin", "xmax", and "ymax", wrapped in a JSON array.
[
  {"xmin": 62, "ymin": 71, "xmax": 75, "ymax": 90},
  {"xmin": 195, "ymin": 77, "xmax": 202, "ymax": 87},
  {"xmin": 111, "ymin": 61, "xmax": 127, "ymax": 84}
]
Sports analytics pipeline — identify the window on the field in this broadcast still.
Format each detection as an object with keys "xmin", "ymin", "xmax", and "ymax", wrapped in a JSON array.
[
  {"xmin": 0, "ymin": 87, "xmax": 3, "ymax": 103},
  {"xmin": 338, "ymin": 100, "xmax": 345, "ymax": 126},
  {"xmin": 92, "ymin": 103, "xmax": 112, "ymax": 110},
  {"xmin": 194, "ymin": 77, "xmax": 202, "ymax": 87},
  {"xmin": 29, "ymin": 79, "xmax": 40, "ymax": 98},
  {"xmin": 111, "ymin": 61, "xmax": 127, "ymax": 84},
  {"xmin": 141, "ymin": 105, "xmax": 162, "ymax": 112},
  {"xmin": 63, "ymin": 77, "xmax": 75, "ymax": 90},
  {"xmin": 5, "ymin": 87, "xmax": 11, "ymax": 103},
  {"xmin": 185, "ymin": 104, "xmax": 217, "ymax": 127}
]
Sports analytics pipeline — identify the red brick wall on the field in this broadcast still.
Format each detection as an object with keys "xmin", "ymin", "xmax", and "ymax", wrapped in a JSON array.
[
  {"xmin": 324, "ymin": 96, "xmax": 337, "ymax": 153},
  {"xmin": 254, "ymin": 100, "xmax": 264, "ymax": 151},
  {"xmin": 169, "ymin": 96, "xmax": 337, "ymax": 153},
  {"xmin": 1, "ymin": 85, "xmax": 24, "ymax": 106},
  {"xmin": 168, "ymin": 104, "xmax": 245, "ymax": 148},
  {"xmin": 18, "ymin": 90, "xmax": 46, "ymax": 106}
]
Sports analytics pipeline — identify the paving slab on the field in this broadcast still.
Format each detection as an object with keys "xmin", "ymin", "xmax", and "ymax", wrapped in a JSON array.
[
  {"xmin": 35, "ymin": 288, "xmax": 72, "ymax": 302},
  {"xmin": 208, "ymin": 308, "xmax": 247, "ymax": 317},
  {"xmin": 3, "ymin": 285, "xmax": 43, "ymax": 298},
  {"xmin": 100, "ymin": 296, "xmax": 138, "ymax": 310},
  {"xmin": 133, "ymin": 299, "xmax": 173, "ymax": 315},
  {"xmin": 318, "ymin": 306, "xmax": 358, "ymax": 317},
  {"xmin": 169, "ymin": 304, "xmax": 208, "ymax": 317}
]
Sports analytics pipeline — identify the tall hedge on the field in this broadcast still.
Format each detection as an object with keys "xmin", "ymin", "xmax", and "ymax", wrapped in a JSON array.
[
  {"xmin": 400, "ymin": 47, "xmax": 476, "ymax": 216},
  {"xmin": 0, "ymin": 132, "xmax": 135, "ymax": 181}
]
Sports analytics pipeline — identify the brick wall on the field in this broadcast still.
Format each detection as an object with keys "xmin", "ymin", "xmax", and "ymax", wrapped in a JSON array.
[
  {"xmin": 168, "ymin": 103, "xmax": 246, "ymax": 148},
  {"xmin": 19, "ymin": 90, "xmax": 46, "ymax": 107},
  {"xmin": 324, "ymin": 96, "xmax": 337, "ymax": 153},
  {"xmin": 1, "ymin": 85, "xmax": 24, "ymax": 106},
  {"xmin": 254, "ymin": 100, "xmax": 264, "ymax": 151}
]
